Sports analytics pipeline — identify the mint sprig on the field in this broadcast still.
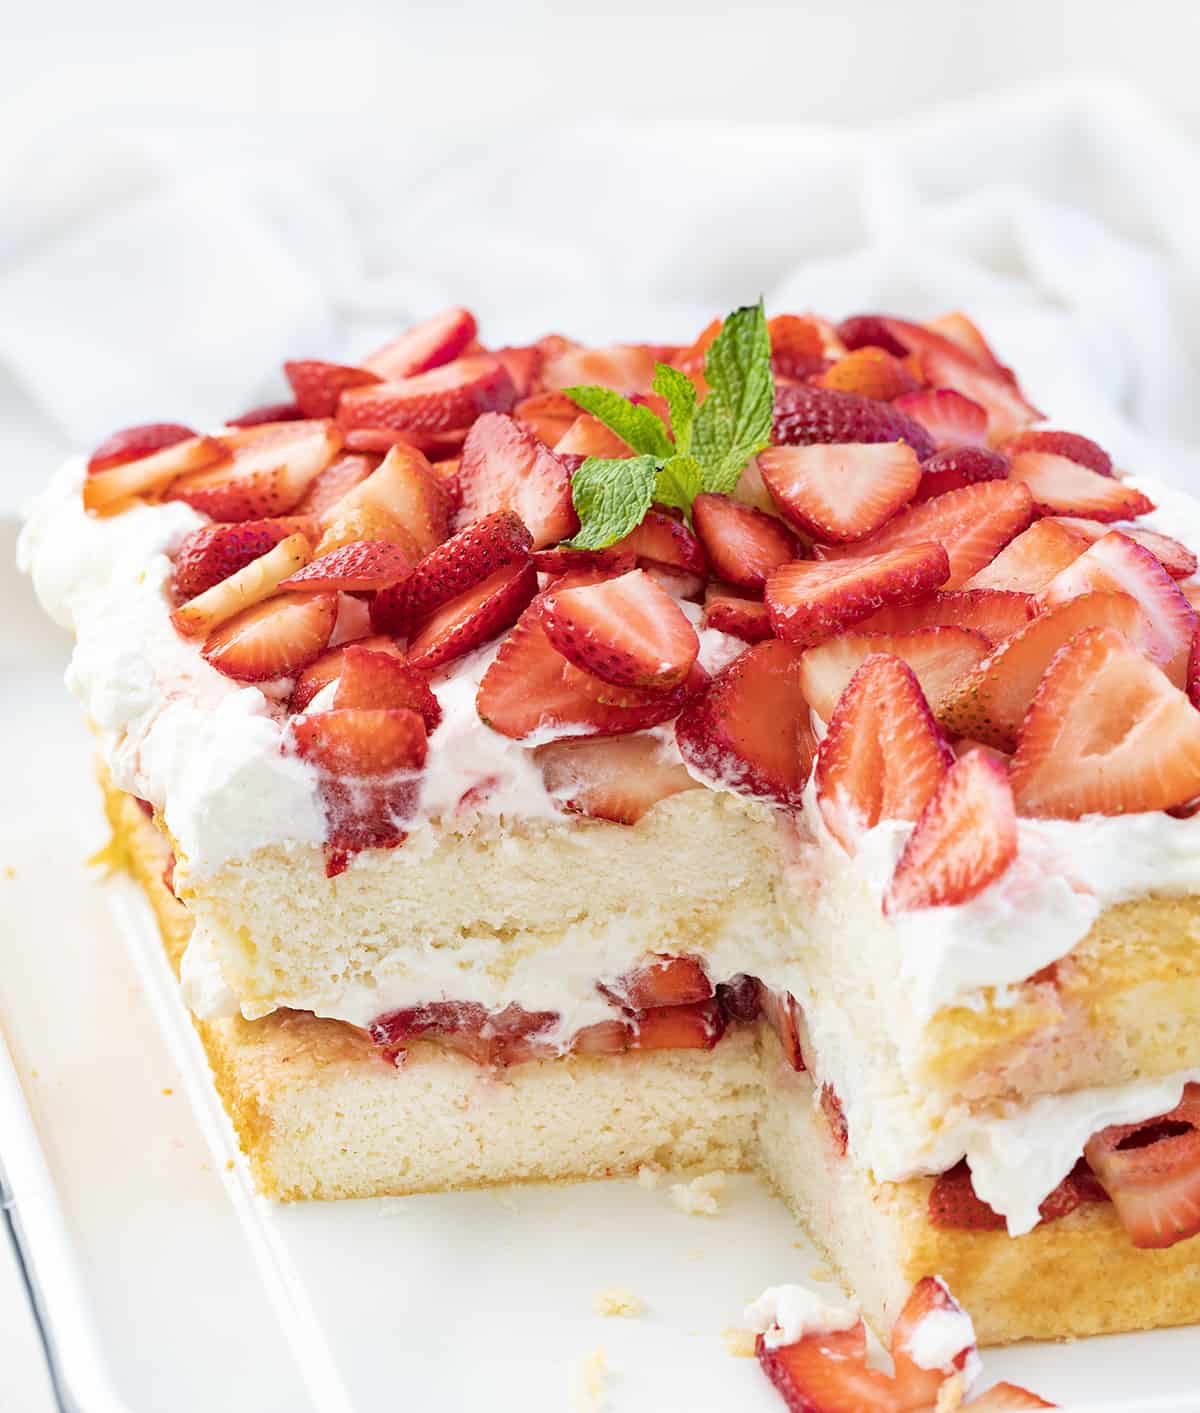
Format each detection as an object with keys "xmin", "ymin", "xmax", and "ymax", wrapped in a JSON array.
[{"xmin": 561, "ymin": 301, "xmax": 774, "ymax": 549}]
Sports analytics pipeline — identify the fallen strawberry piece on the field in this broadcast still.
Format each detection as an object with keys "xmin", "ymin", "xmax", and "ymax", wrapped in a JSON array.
[
  {"xmin": 818, "ymin": 347, "xmax": 920, "ymax": 400},
  {"xmin": 1084, "ymin": 1084, "xmax": 1200, "ymax": 1249},
  {"xmin": 457, "ymin": 412, "xmax": 578, "ymax": 549},
  {"xmin": 603, "ymin": 951, "xmax": 713, "ymax": 1008},
  {"xmin": 855, "ymin": 588, "xmax": 1032, "ymax": 643},
  {"xmin": 333, "ymin": 647, "xmax": 441, "ymax": 731},
  {"xmin": 675, "ymin": 640, "xmax": 816, "ymax": 806},
  {"xmin": 702, "ymin": 584, "xmax": 774, "ymax": 643},
  {"xmin": 170, "ymin": 532, "xmax": 313, "ymax": 638},
  {"xmin": 914, "ymin": 445, "xmax": 1009, "ymax": 503},
  {"xmin": 759, "ymin": 442, "xmax": 921, "ymax": 543},
  {"xmin": 964, "ymin": 517, "xmax": 1094, "ymax": 593},
  {"xmin": 802, "ymin": 627, "xmax": 988, "ymax": 721},
  {"xmin": 768, "ymin": 314, "xmax": 828, "ymax": 379},
  {"xmin": 761, "ymin": 988, "xmax": 805, "ymax": 1070},
  {"xmin": 292, "ymin": 705, "xmax": 427, "ymax": 775},
  {"xmin": 938, "ymin": 592, "xmax": 1150, "ymax": 749},
  {"xmin": 201, "ymin": 591, "xmax": 337, "ymax": 681},
  {"xmin": 885, "ymin": 748, "xmax": 1017, "ymax": 913},
  {"xmin": 814, "ymin": 653, "xmax": 953, "ymax": 853},
  {"xmin": 283, "ymin": 359, "xmax": 380, "ymax": 418},
  {"xmin": 371, "ymin": 509, "xmax": 532, "ymax": 635},
  {"xmin": 894, "ymin": 388, "xmax": 989, "ymax": 450},
  {"xmin": 1044, "ymin": 516, "xmax": 1197, "ymax": 580},
  {"xmin": 629, "ymin": 999, "xmax": 724, "ymax": 1050},
  {"xmin": 168, "ymin": 419, "xmax": 342, "ymax": 521},
  {"xmin": 325, "ymin": 441, "xmax": 449, "ymax": 556},
  {"xmin": 756, "ymin": 1321, "xmax": 899, "ymax": 1413},
  {"xmin": 1004, "ymin": 428, "xmax": 1112, "ymax": 476},
  {"xmin": 1009, "ymin": 450, "xmax": 1154, "ymax": 520},
  {"xmin": 772, "ymin": 383, "xmax": 936, "ymax": 459},
  {"xmin": 1010, "ymin": 626, "xmax": 1200, "ymax": 818},
  {"xmin": 87, "ymin": 421, "xmax": 196, "ymax": 473},
  {"xmin": 361, "ymin": 307, "xmax": 478, "ymax": 380},
  {"xmin": 891, "ymin": 1276, "xmax": 978, "ymax": 1410},
  {"xmin": 968, "ymin": 1383, "xmax": 1057, "ymax": 1409},
  {"xmin": 1036, "ymin": 530, "xmax": 1197, "ymax": 687},
  {"xmin": 611, "ymin": 507, "xmax": 708, "ymax": 576},
  {"xmin": 406, "ymin": 560, "xmax": 538, "ymax": 672},
  {"xmin": 83, "ymin": 433, "xmax": 228, "ymax": 514},
  {"xmin": 281, "ymin": 538, "xmax": 414, "ymax": 593},
  {"xmin": 540, "ymin": 343, "xmax": 657, "ymax": 397},
  {"xmin": 535, "ymin": 734, "xmax": 700, "ymax": 826},
  {"xmin": 171, "ymin": 517, "xmax": 315, "ymax": 601},
  {"xmin": 553, "ymin": 413, "xmax": 633, "ymax": 459},
  {"xmin": 224, "ymin": 400, "xmax": 304, "ymax": 428},
  {"xmin": 541, "ymin": 568, "xmax": 700, "ymax": 689},
  {"xmin": 338, "ymin": 355, "xmax": 516, "ymax": 437},
  {"xmin": 295, "ymin": 453, "xmax": 379, "ymax": 518},
  {"xmin": 816, "ymin": 480, "xmax": 1035, "ymax": 589},
  {"xmin": 289, "ymin": 634, "xmax": 404, "ymax": 713},
  {"xmin": 767, "ymin": 542, "xmax": 951, "ymax": 647},
  {"xmin": 513, "ymin": 391, "xmax": 581, "ymax": 447}
]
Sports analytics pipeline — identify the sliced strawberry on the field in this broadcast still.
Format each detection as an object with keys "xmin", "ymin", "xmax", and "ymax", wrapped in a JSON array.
[
  {"xmin": 457, "ymin": 412, "xmax": 577, "ymax": 549},
  {"xmin": 368, "ymin": 1001, "xmax": 558, "ymax": 1067},
  {"xmin": 767, "ymin": 543, "xmax": 950, "ymax": 647},
  {"xmin": 1044, "ymin": 517, "xmax": 1197, "ymax": 580},
  {"xmin": 289, "ymin": 634, "xmax": 403, "ymax": 713},
  {"xmin": 904, "ymin": 342, "xmax": 1039, "ymax": 443},
  {"xmin": 890, "ymin": 1276, "xmax": 977, "ymax": 1409},
  {"xmin": 756, "ymin": 1323, "xmax": 900, "ymax": 1413},
  {"xmin": 171, "ymin": 517, "xmax": 314, "ymax": 601},
  {"xmin": 814, "ymin": 653, "xmax": 953, "ymax": 852},
  {"xmin": 768, "ymin": 314, "xmax": 827, "ymax": 379},
  {"xmin": 672, "ymin": 317, "xmax": 722, "ymax": 380},
  {"xmin": 168, "ymin": 419, "xmax": 341, "ymax": 522},
  {"xmin": 837, "ymin": 315, "xmax": 910, "ymax": 357},
  {"xmin": 532, "ymin": 545, "xmax": 637, "ymax": 577},
  {"xmin": 490, "ymin": 344, "xmax": 541, "ymax": 399},
  {"xmin": 603, "ymin": 952, "xmax": 712, "ymax": 1008},
  {"xmin": 512, "ymin": 391, "xmax": 581, "ymax": 447},
  {"xmin": 87, "ymin": 421, "xmax": 196, "ymax": 473},
  {"xmin": 406, "ymin": 561, "xmax": 538, "ymax": 672},
  {"xmin": 885, "ymin": 749, "xmax": 1017, "ymax": 912},
  {"xmin": 913, "ymin": 446, "xmax": 1009, "ymax": 503},
  {"xmin": 1009, "ymin": 451, "xmax": 1153, "ymax": 520},
  {"xmin": 759, "ymin": 442, "xmax": 921, "ymax": 543},
  {"xmin": 540, "ymin": 344, "xmax": 657, "ymax": 397},
  {"xmin": 968, "ymin": 1384, "xmax": 1057, "ymax": 1410},
  {"xmin": 83, "ymin": 433, "xmax": 228, "ymax": 514},
  {"xmin": 928, "ymin": 1161, "xmax": 1005, "ymax": 1229},
  {"xmin": 338, "ymin": 355, "xmax": 515, "ymax": 437},
  {"xmin": 1084, "ymin": 1085, "xmax": 1200, "ymax": 1249},
  {"xmin": 818, "ymin": 347, "xmax": 919, "ymax": 400},
  {"xmin": 761, "ymin": 988, "xmax": 805, "ymax": 1070},
  {"xmin": 201, "ymin": 591, "xmax": 337, "ymax": 682},
  {"xmin": 1036, "ymin": 531, "xmax": 1197, "ymax": 687},
  {"xmin": 170, "ymin": 532, "xmax": 313, "ymax": 638},
  {"xmin": 224, "ymin": 400, "xmax": 304, "ymax": 428},
  {"xmin": 1010, "ymin": 626, "xmax": 1200, "ymax": 818},
  {"xmin": 801, "ymin": 627, "xmax": 988, "ymax": 721},
  {"xmin": 361, "ymin": 307, "xmax": 478, "ymax": 380},
  {"xmin": 294, "ymin": 453, "xmax": 378, "ymax": 518},
  {"xmin": 925, "ymin": 311, "xmax": 1015, "ymax": 380},
  {"xmin": 816, "ymin": 480, "xmax": 1035, "ymax": 589},
  {"xmin": 772, "ymin": 383, "xmax": 936, "ymax": 459},
  {"xmin": 855, "ymin": 588, "xmax": 1032, "ymax": 643},
  {"xmin": 702, "ymin": 584, "xmax": 774, "ymax": 643},
  {"xmin": 675, "ymin": 640, "xmax": 816, "ymax": 806},
  {"xmin": 292, "ymin": 706, "xmax": 427, "ymax": 775},
  {"xmin": 541, "ymin": 569, "xmax": 700, "ymax": 689},
  {"xmin": 553, "ymin": 413, "xmax": 633, "ymax": 459},
  {"xmin": 281, "ymin": 539, "xmax": 413, "ymax": 593},
  {"xmin": 893, "ymin": 388, "xmax": 989, "ymax": 449},
  {"xmin": 1004, "ymin": 428, "xmax": 1112, "ymax": 476},
  {"xmin": 690, "ymin": 493, "xmax": 797, "ymax": 590},
  {"xmin": 342, "ymin": 426, "xmax": 469, "ymax": 458},
  {"xmin": 327, "ymin": 442, "xmax": 449, "ymax": 556},
  {"xmin": 315, "ymin": 502, "xmax": 422, "ymax": 560},
  {"xmin": 963, "ymin": 517, "xmax": 1094, "ymax": 593},
  {"xmin": 938, "ymin": 592, "xmax": 1150, "ymax": 749},
  {"xmin": 629, "ymin": 999, "xmax": 724, "ymax": 1050},
  {"xmin": 283, "ymin": 359, "xmax": 380, "ymax": 418},
  {"xmin": 535, "ymin": 734, "xmax": 699, "ymax": 825},
  {"xmin": 611, "ymin": 507, "xmax": 708, "ymax": 576}
]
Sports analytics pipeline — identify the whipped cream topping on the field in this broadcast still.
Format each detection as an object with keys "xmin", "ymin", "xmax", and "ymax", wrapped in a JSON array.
[
  {"xmin": 903, "ymin": 1278, "xmax": 980, "ymax": 1389},
  {"xmin": 743, "ymin": 1284, "xmax": 860, "ymax": 1349}
]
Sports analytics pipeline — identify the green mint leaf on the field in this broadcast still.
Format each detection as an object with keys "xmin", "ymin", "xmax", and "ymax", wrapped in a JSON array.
[
  {"xmin": 565, "ymin": 455, "xmax": 659, "ymax": 549},
  {"xmin": 697, "ymin": 450, "xmax": 754, "ymax": 497},
  {"xmin": 654, "ymin": 455, "xmax": 704, "ymax": 515},
  {"xmin": 692, "ymin": 301, "xmax": 774, "ymax": 493},
  {"xmin": 652, "ymin": 363, "xmax": 696, "ymax": 456},
  {"xmin": 562, "ymin": 385, "xmax": 673, "ymax": 458}
]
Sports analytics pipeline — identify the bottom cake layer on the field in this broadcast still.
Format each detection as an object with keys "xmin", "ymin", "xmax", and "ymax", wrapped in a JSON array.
[{"xmin": 103, "ymin": 774, "xmax": 1200, "ymax": 1347}]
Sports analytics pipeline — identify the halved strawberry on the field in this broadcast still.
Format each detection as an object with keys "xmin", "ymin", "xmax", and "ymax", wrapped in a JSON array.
[
  {"xmin": 855, "ymin": 588, "xmax": 1032, "ymax": 643},
  {"xmin": 540, "ymin": 344, "xmax": 657, "ymax": 396},
  {"xmin": 338, "ymin": 355, "xmax": 515, "ymax": 437},
  {"xmin": 280, "ymin": 539, "xmax": 414, "ymax": 593},
  {"xmin": 885, "ymin": 748, "xmax": 1017, "ymax": 912},
  {"xmin": 292, "ymin": 706, "xmax": 427, "ymax": 775},
  {"xmin": 201, "ymin": 591, "xmax": 337, "ymax": 681},
  {"xmin": 913, "ymin": 446, "xmax": 1009, "ymax": 503},
  {"xmin": 756, "ymin": 1322, "xmax": 899, "ymax": 1413},
  {"xmin": 1009, "ymin": 450, "xmax": 1154, "ymax": 520},
  {"xmin": 512, "ymin": 391, "xmax": 581, "ymax": 447},
  {"xmin": 771, "ymin": 383, "xmax": 936, "ymax": 459},
  {"xmin": 628, "ymin": 999, "xmax": 725, "ymax": 1050},
  {"xmin": 289, "ymin": 634, "xmax": 403, "ymax": 713},
  {"xmin": 1010, "ymin": 626, "xmax": 1200, "ymax": 818},
  {"xmin": 938, "ymin": 592, "xmax": 1149, "ymax": 749},
  {"xmin": 326, "ymin": 442, "xmax": 449, "ymax": 556},
  {"xmin": 1043, "ymin": 517, "xmax": 1197, "ymax": 580},
  {"xmin": 702, "ymin": 584, "xmax": 774, "ymax": 643},
  {"xmin": 553, "ymin": 413, "xmax": 632, "ymax": 459},
  {"xmin": 535, "ymin": 734, "xmax": 700, "ymax": 825},
  {"xmin": 768, "ymin": 313, "xmax": 828, "ymax": 379},
  {"xmin": 801, "ymin": 627, "xmax": 988, "ymax": 721},
  {"xmin": 406, "ymin": 561, "xmax": 538, "ymax": 672},
  {"xmin": 968, "ymin": 1384, "xmax": 1057, "ymax": 1409},
  {"xmin": 361, "ymin": 307, "xmax": 478, "ymax": 380},
  {"xmin": 457, "ymin": 412, "xmax": 577, "ymax": 549},
  {"xmin": 690, "ymin": 493, "xmax": 797, "ymax": 590},
  {"xmin": 1004, "ymin": 428, "xmax": 1112, "ymax": 476},
  {"xmin": 603, "ymin": 952, "xmax": 712, "ymax": 1008},
  {"xmin": 168, "ymin": 419, "xmax": 342, "ymax": 521},
  {"xmin": 171, "ymin": 517, "xmax": 315, "ymax": 601},
  {"xmin": 611, "ymin": 507, "xmax": 708, "ymax": 576},
  {"xmin": 294, "ymin": 453, "xmax": 379, "ymax": 518},
  {"xmin": 890, "ymin": 1276, "xmax": 977, "ymax": 1410},
  {"xmin": 224, "ymin": 401, "xmax": 303, "ymax": 428},
  {"xmin": 283, "ymin": 359, "xmax": 380, "ymax": 418},
  {"xmin": 1084, "ymin": 1085, "xmax": 1200, "ymax": 1249},
  {"xmin": 1036, "ymin": 531, "xmax": 1197, "ymax": 687},
  {"xmin": 816, "ymin": 480, "xmax": 1035, "ymax": 589},
  {"xmin": 541, "ymin": 569, "xmax": 700, "ymax": 689},
  {"xmin": 818, "ymin": 347, "xmax": 919, "ymax": 400},
  {"xmin": 83, "ymin": 433, "xmax": 228, "ymax": 514},
  {"xmin": 814, "ymin": 654, "xmax": 953, "ymax": 853},
  {"xmin": 767, "ymin": 542, "xmax": 951, "ymax": 647},
  {"xmin": 893, "ymin": 388, "xmax": 989, "ymax": 449},
  {"xmin": 87, "ymin": 421, "xmax": 196, "ymax": 473},
  {"xmin": 963, "ymin": 517, "xmax": 1094, "ymax": 593},
  {"xmin": 675, "ymin": 640, "xmax": 816, "ymax": 806},
  {"xmin": 758, "ymin": 442, "xmax": 921, "ymax": 543},
  {"xmin": 170, "ymin": 532, "xmax": 313, "ymax": 638}
]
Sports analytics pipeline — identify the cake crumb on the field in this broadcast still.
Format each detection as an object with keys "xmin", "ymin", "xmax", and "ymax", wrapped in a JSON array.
[
  {"xmin": 808, "ymin": 1264, "xmax": 833, "ymax": 1283},
  {"xmin": 722, "ymin": 1326, "xmax": 758, "ymax": 1358},
  {"xmin": 936, "ymin": 1372, "xmax": 967, "ymax": 1412},
  {"xmin": 225, "ymin": 1159, "xmax": 235, "ymax": 1170},
  {"xmin": 3, "ymin": 865, "xmax": 15, "ymax": 879},
  {"xmin": 636, "ymin": 1162, "xmax": 663, "ymax": 1190},
  {"xmin": 568, "ymin": 1346, "xmax": 608, "ymax": 1412},
  {"xmin": 161, "ymin": 1087, "xmax": 173, "ymax": 1096},
  {"xmin": 593, "ymin": 1287, "xmax": 643, "ymax": 1318},
  {"xmin": 670, "ymin": 1170, "xmax": 726, "ymax": 1216}
]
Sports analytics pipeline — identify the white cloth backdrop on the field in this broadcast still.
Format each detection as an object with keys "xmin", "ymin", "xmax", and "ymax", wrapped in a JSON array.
[{"xmin": 2, "ymin": 79, "xmax": 1200, "ymax": 509}]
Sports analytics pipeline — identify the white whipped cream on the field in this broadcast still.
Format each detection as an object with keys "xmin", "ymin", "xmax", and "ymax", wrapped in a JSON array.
[
  {"xmin": 743, "ymin": 1284, "xmax": 860, "ymax": 1349},
  {"xmin": 903, "ymin": 1278, "xmax": 980, "ymax": 1389}
]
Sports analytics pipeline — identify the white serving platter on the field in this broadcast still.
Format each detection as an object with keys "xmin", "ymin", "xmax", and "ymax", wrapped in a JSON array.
[{"xmin": 2, "ymin": 515, "xmax": 1198, "ymax": 1412}]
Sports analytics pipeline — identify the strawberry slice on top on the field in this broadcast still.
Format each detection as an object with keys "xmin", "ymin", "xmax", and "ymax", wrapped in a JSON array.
[
  {"xmin": 280, "ymin": 539, "xmax": 414, "ymax": 593},
  {"xmin": 1050, "ymin": 518, "xmax": 1197, "ymax": 580},
  {"xmin": 691, "ymin": 492, "xmax": 797, "ymax": 590},
  {"xmin": 702, "ymin": 585, "xmax": 774, "ymax": 643},
  {"xmin": 456, "ymin": 412, "xmax": 578, "ymax": 549},
  {"xmin": 337, "ymin": 354, "xmax": 516, "ymax": 437},
  {"xmin": 168, "ymin": 419, "xmax": 342, "ymax": 522},
  {"xmin": 283, "ymin": 359, "xmax": 380, "ymax": 418},
  {"xmin": 406, "ymin": 561, "xmax": 539, "ymax": 673},
  {"xmin": 1003, "ymin": 427, "xmax": 1113, "ymax": 476},
  {"xmin": 87, "ymin": 421, "xmax": 197, "ymax": 473},
  {"xmin": 893, "ymin": 388, "xmax": 989, "ymax": 449},
  {"xmin": 817, "ymin": 346, "xmax": 919, "ymax": 401},
  {"xmin": 964, "ymin": 517, "xmax": 1094, "ymax": 593},
  {"xmin": 171, "ymin": 517, "xmax": 315, "ymax": 602},
  {"xmin": 799, "ymin": 626, "xmax": 989, "ymax": 722},
  {"xmin": 1009, "ymin": 450, "xmax": 1154, "ymax": 520},
  {"xmin": 202, "ymin": 591, "xmax": 338, "ymax": 682},
  {"xmin": 333, "ymin": 645, "xmax": 442, "ymax": 731},
  {"xmin": 771, "ymin": 383, "xmax": 936, "ymax": 459},
  {"xmin": 913, "ymin": 445, "xmax": 1010, "ymax": 503},
  {"xmin": 361, "ymin": 307, "xmax": 478, "ymax": 381},
  {"xmin": 83, "ymin": 432, "xmax": 229, "ymax": 515},
  {"xmin": 884, "ymin": 747, "xmax": 1018, "ymax": 913},
  {"xmin": 758, "ymin": 442, "xmax": 921, "ymax": 543},
  {"xmin": 292, "ymin": 706, "xmax": 428, "ymax": 776},
  {"xmin": 855, "ymin": 588, "xmax": 1032, "ymax": 643},
  {"xmin": 534, "ymin": 734, "xmax": 700, "ymax": 825}
]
